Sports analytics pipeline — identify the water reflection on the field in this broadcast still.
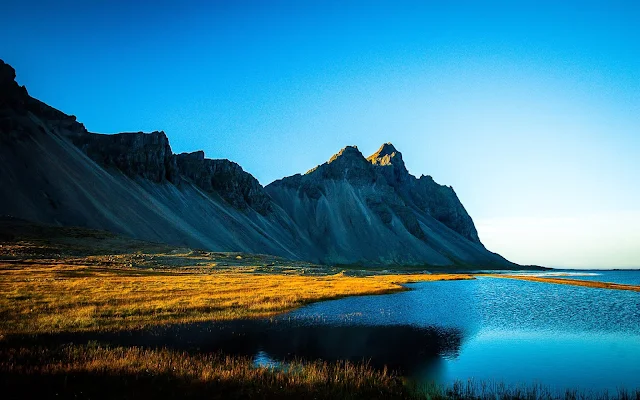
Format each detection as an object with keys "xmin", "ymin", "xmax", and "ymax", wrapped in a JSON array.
[
  {"xmin": 8, "ymin": 319, "xmax": 463, "ymax": 376},
  {"xmin": 280, "ymin": 275, "xmax": 640, "ymax": 391}
]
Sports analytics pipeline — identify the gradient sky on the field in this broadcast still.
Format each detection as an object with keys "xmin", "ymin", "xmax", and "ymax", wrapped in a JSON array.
[{"xmin": 2, "ymin": 1, "xmax": 638, "ymax": 268}]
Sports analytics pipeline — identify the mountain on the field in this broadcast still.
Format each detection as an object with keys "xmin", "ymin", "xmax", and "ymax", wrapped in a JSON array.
[
  {"xmin": 0, "ymin": 59, "xmax": 515, "ymax": 268},
  {"xmin": 266, "ymin": 145, "xmax": 511, "ymax": 267}
]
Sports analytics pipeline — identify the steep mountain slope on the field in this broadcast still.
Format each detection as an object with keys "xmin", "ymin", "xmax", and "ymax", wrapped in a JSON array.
[
  {"xmin": 266, "ymin": 145, "xmax": 513, "ymax": 267},
  {"xmin": 0, "ymin": 60, "xmax": 308, "ymax": 259},
  {"xmin": 0, "ymin": 59, "xmax": 515, "ymax": 268}
]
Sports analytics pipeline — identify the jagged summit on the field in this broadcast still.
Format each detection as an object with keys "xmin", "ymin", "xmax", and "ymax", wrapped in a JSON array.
[
  {"xmin": 0, "ymin": 60, "xmax": 16, "ymax": 86},
  {"xmin": 179, "ymin": 150, "xmax": 206, "ymax": 160},
  {"xmin": 302, "ymin": 145, "xmax": 374, "ymax": 181},
  {"xmin": 1, "ymin": 59, "xmax": 29, "ymax": 110},
  {"xmin": 328, "ymin": 145, "xmax": 364, "ymax": 163},
  {"xmin": 367, "ymin": 142, "xmax": 408, "ymax": 184},
  {"xmin": 370, "ymin": 142, "xmax": 399, "ymax": 159},
  {"xmin": 368, "ymin": 142, "xmax": 404, "ymax": 166}
]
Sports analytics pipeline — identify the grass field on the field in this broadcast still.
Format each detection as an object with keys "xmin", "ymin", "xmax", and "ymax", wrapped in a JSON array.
[{"xmin": 0, "ymin": 220, "xmax": 475, "ymax": 398}]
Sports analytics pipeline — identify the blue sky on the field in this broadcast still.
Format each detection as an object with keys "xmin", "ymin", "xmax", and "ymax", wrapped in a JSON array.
[{"xmin": 2, "ymin": 1, "xmax": 639, "ymax": 268}]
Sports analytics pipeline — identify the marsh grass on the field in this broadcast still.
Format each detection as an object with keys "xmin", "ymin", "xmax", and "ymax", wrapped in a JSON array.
[{"xmin": 0, "ymin": 343, "xmax": 404, "ymax": 399}]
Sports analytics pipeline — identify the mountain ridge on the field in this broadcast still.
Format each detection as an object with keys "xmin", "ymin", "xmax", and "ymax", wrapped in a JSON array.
[{"xmin": 0, "ymin": 59, "xmax": 516, "ymax": 268}]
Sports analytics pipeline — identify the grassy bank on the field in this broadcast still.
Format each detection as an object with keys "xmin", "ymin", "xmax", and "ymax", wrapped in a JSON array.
[{"xmin": 485, "ymin": 275, "xmax": 640, "ymax": 292}]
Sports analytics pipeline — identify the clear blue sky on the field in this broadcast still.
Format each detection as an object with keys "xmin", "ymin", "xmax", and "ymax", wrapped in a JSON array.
[{"xmin": 2, "ymin": 0, "xmax": 639, "ymax": 268}]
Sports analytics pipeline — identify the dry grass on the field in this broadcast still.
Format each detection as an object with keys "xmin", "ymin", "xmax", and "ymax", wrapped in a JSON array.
[
  {"xmin": 0, "ymin": 343, "xmax": 407, "ymax": 399},
  {"xmin": 485, "ymin": 275, "xmax": 640, "ymax": 292},
  {"xmin": 0, "ymin": 257, "xmax": 470, "ymax": 336}
]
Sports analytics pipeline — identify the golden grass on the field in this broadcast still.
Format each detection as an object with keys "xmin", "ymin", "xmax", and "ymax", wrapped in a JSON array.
[
  {"xmin": 0, "ymin": 344, "xmax": 407, "ymax": 399},
  {"xmin": 484, "ymin": 275, "xmax": 640, "ymax": 292},
  {"xmin": 0, "ymin": 259, "xmax": 471, "ymax": 336}
]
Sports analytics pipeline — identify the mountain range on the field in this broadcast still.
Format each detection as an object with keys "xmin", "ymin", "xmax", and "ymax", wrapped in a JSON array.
[{"xmin": 0, "ymin": 59, "xmax": 515, "ymax": 268}]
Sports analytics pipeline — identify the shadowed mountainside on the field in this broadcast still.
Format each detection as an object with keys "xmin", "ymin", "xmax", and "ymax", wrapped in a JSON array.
[
  {"xmin": 0, "ymin": 59, "xmax": 515, "ymax": 268},
  {"xmin": 266, "ymin": 145, "xmax": 511, "ymax": 267}
]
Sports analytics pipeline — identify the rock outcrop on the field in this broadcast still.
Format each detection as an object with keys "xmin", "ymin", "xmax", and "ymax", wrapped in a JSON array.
[
  {"xmin": 71, "ymin": 131, "xmax": 178, "ymax": 183},
  {"xmin": 175, "ymin": 151, "xmax": 272, "ymax": 214},
  {"xmin": 0, "ymin": 61, "xmax": 28, "ymax": 110},
  {"xmin": 0, "ymin": 59, "xmax": 515, "ymax": 268}
]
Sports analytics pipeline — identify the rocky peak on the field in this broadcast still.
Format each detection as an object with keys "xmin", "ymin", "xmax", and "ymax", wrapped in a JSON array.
[
  {"xmin": 1, "ymin": 60, "xmax": 88, "ymax": 139},
  {"xmin": 368, "ymin": 142, "xmax": 401, "ymax": 164},
  {"xmin": 367, "ymin": 142, "xmax": 409, "ymax": 185},
  {"xmin": 179, "ymin": 150, "xmax": 205, "ymax": 161},
  {"xmin": 307, "ymin": 145, "xmax": 376, "ymax": 182},
  {"xmin": 0, "ymin": 60, "xmax": 16, "ymax": 86},
  {"xmin": 410, "ymin": 175, "xmax": 481, "ymax": 244},
  {"xmin": 327, "ymin": 145, "xmax": 364, "ymax": 164}
]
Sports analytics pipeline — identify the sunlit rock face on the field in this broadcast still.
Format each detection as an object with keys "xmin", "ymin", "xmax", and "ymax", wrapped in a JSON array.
[{"xmin": 0, "ymin": 59, "xmax": 513, "ymax": 268}]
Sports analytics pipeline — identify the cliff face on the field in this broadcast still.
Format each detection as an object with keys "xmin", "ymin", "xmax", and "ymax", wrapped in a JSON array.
[
  {"xmin": 70, "ymin": 131, "xmax": 178, "ymax": 183},
  {"xmin": 0, "ymin": 59, "xmax": 514, "ymax": 268},
  {"xmin": 175, "ymin": 151, "xmax": 272, "ymax": 215}
]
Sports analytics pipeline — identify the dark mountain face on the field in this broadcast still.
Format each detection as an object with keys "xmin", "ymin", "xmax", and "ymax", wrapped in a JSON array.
[
  {"xmin": 0, "ymin": 59, "xmax": 514, "ymax": 268},
  {"xmin": 266, "ymin": 144, "xmax": 506, "ymax": 266},
  {"xmin": 174, "ymin": 151, "xmax": 273, "ymax": 215},
  {"xmin": 367, "ymin": 143, "xmax": 480, "ymax": 244}
]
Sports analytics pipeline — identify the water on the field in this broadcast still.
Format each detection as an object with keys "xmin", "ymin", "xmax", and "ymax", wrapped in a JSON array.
[{"xmin": 271, "ymin": 272, "xmax": 640, "ymax": 392}]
